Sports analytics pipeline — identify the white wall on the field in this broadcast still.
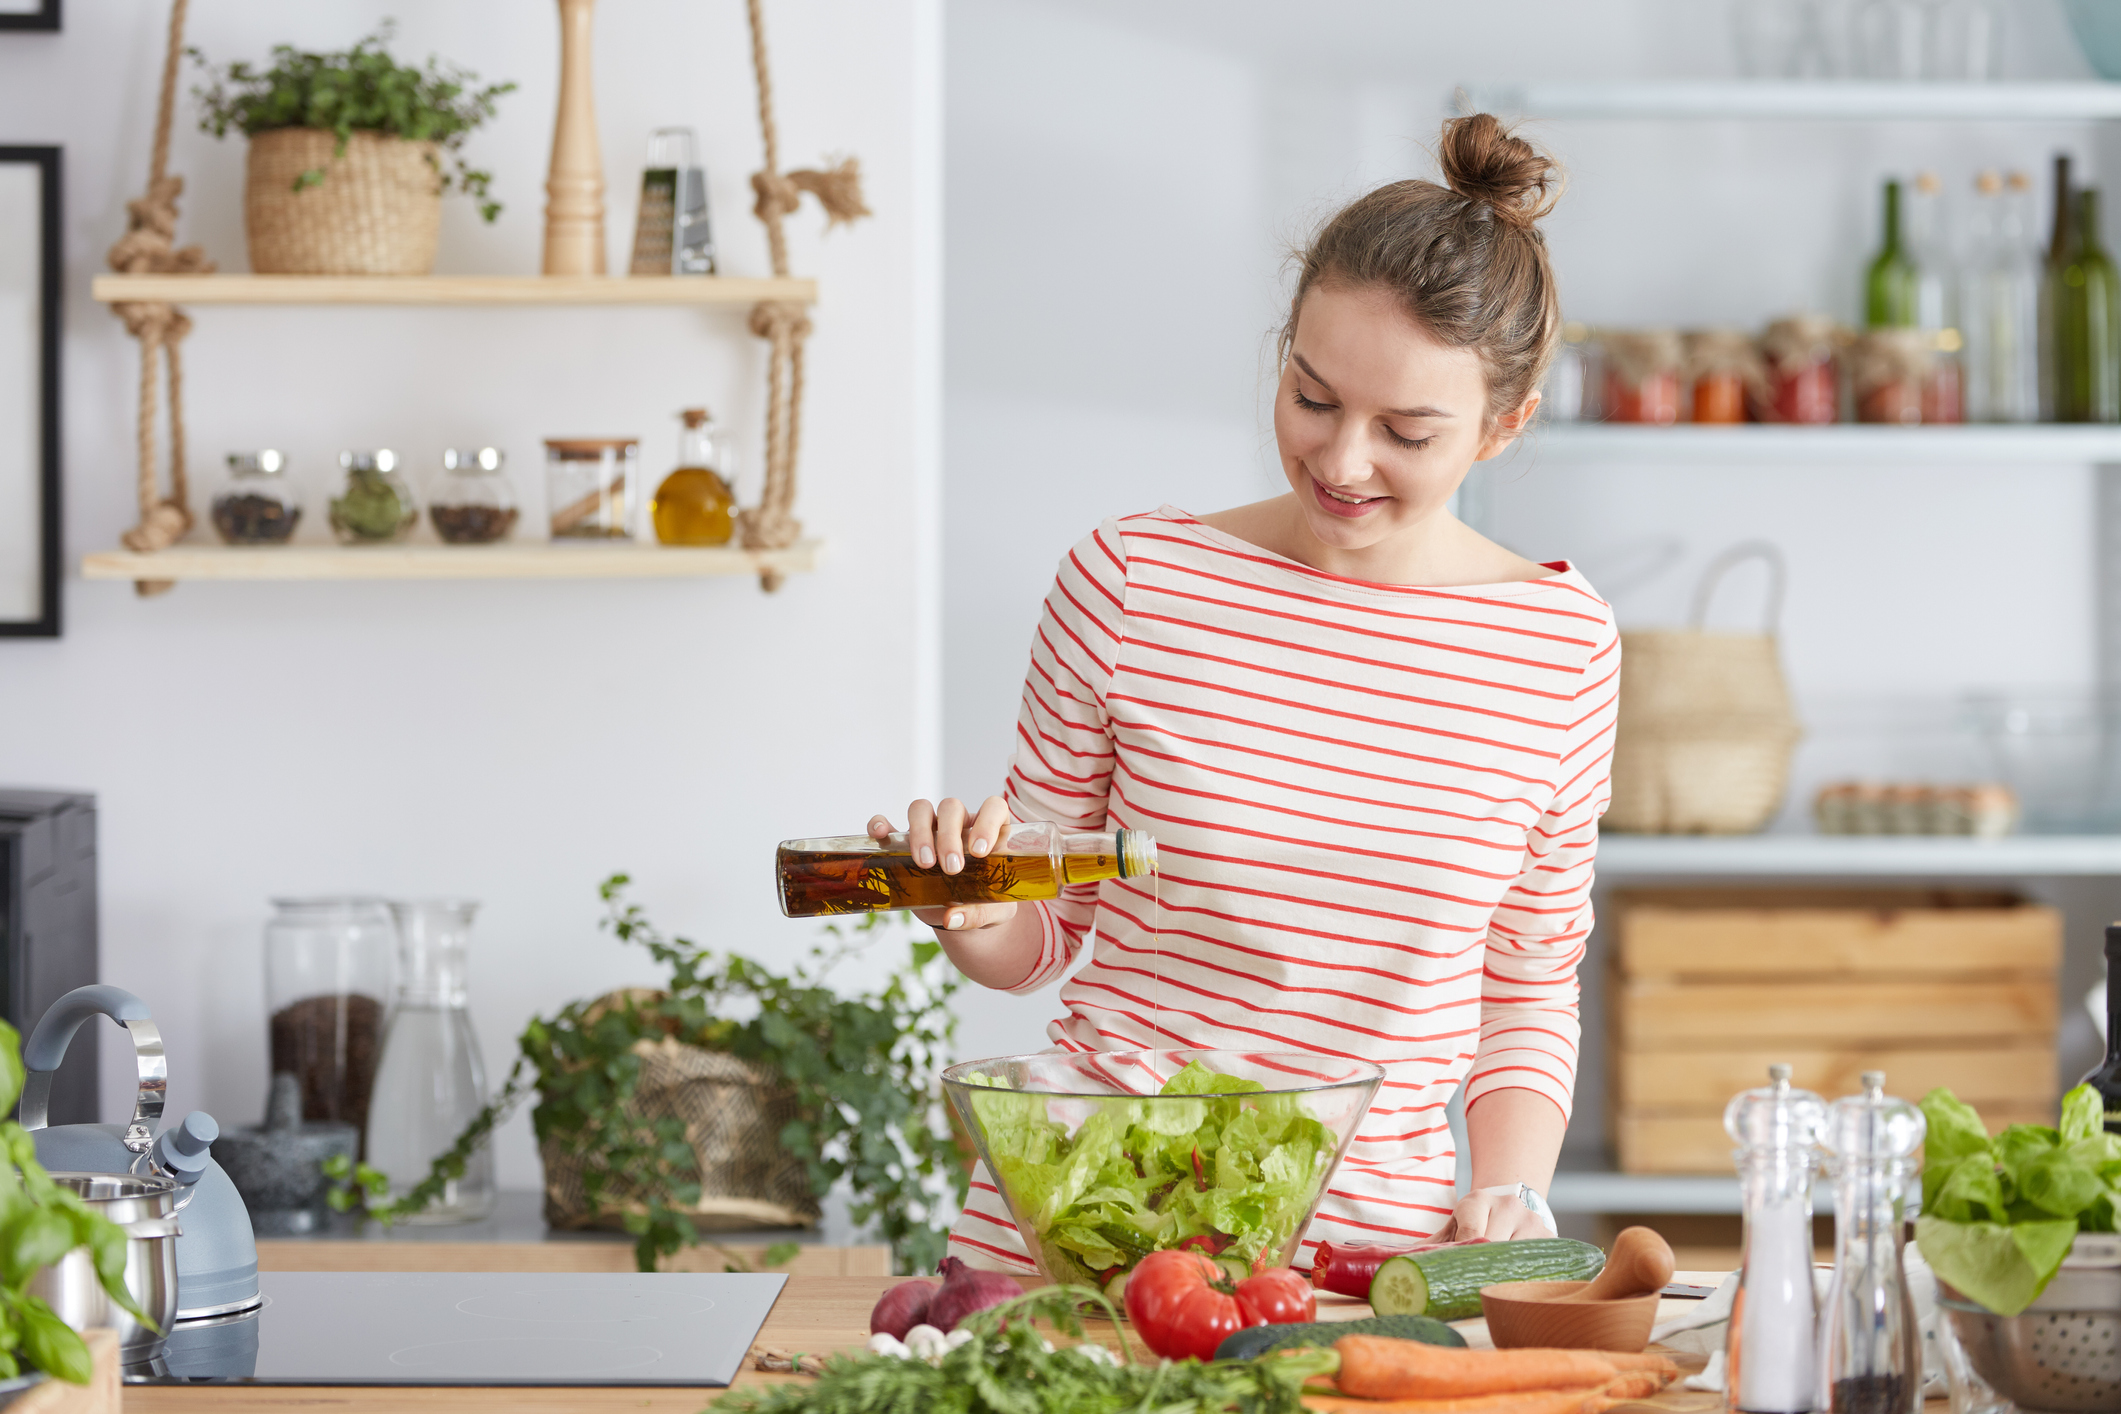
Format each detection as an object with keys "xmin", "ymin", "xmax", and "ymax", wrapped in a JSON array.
[
  {"xmin": 943, "ymin": 1, "xmax": 2121, "ymax": 1097},
  {"xmin": 0, "ymin": 0, "xmax": 942, "ymax": 1196}
]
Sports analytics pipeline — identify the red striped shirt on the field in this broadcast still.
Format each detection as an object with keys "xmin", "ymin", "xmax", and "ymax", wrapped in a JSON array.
[{"xmin": 951, "ymin": 508, "xmax": 1618, "ymax": 1270}]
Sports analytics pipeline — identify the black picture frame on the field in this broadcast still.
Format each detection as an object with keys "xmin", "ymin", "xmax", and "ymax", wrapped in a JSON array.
[
  {"xmin": 0, "ymin": 146, "xmax": 60, "ymax": 637},
  {"xmin": 0, "ymin": 0, "xmax": 60, "ymax": 33}
]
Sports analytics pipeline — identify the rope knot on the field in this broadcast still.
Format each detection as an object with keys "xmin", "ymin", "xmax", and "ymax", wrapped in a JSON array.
[{"xmin": 747, "ymin": 300, "xmax": 813, "ymax": 344}]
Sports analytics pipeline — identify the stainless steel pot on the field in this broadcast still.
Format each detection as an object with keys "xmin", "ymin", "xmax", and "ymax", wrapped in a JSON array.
[{"xmin": 23, "ymin": 1173, "xmax": 180, "ymax": 1363}]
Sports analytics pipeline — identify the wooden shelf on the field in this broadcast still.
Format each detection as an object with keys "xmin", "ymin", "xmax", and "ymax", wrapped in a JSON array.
[
  {"xmin": 1519, "ymin": 422, "xmax": 2121, "ymax": 464},
  {"xmin": 79, "ymin": 540, "xmax": 821, "ymax": 582},
  {"xmin": 89, "ymin": 274, "xmax": 816, "ymax": 306},
  {"xmin": 1597, "ymin": 832, "xmax": 2121, "ymax": 877},
  {"xmin": 1462, "ymin": 80, "xmax": 2121, "ymax": 122}
]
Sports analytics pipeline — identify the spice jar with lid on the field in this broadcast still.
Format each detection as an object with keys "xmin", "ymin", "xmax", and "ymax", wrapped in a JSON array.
[
  {"xmin": 651, "ymin": 408, "xmax": 736, "ymax": 546},
  {"xmin": 1599, "ymin": 329, "xmax": 1683, "ymax": 424},
  {"xmin": 428, "ymin": 448, "xmax": 519, "ymax": 544},
  {"xmin": 211, "ymin": 450, "xmax": 302, "ymax": 544},
  {"xmin": 330, "ymin": 450, "xmax": 418, "ymax": 544},
  {"xmin": 545, "ymin": 438, "xmax": 639, "ymax": 539}
]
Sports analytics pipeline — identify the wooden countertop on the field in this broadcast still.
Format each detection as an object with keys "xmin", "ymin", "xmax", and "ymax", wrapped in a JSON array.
[{"xmin": 124, "ymin": 1249, "xmax": 1727, "ymax": 1413}]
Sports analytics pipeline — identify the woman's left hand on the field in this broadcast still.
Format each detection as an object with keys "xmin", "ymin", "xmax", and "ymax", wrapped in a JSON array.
[{"xmin": 1444, "ymin": 1186, "xmax": 1555, "ymax": 1242}]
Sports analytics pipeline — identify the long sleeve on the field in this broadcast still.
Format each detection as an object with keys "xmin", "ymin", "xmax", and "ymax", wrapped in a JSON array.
[
  {"xmin": 1464, "ymin": 615, "xmax": 1620, "ymax": 1121},
  {"xmin": 997, "ymin": 521, "xmax": 1130, "ymax": 994}
]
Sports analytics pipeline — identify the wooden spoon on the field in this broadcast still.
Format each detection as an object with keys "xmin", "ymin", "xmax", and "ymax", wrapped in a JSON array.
[{"xmin": 1555, "ymin": 1225, "xmax": 1676, "ymax": 1303}]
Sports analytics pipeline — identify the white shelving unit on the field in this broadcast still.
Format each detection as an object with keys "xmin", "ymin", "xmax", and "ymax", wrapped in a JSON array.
[
  {"xmin": 1596, "ymin": 832, "xmax": 2121, "ymax": 877},
  {"xmin": 1465, "ymin": 81, "xmax": 2121, "ymax": 122},
  {"xmin": 1521, "ymin": 423, "xmax": 2121, "ymax": 464}
]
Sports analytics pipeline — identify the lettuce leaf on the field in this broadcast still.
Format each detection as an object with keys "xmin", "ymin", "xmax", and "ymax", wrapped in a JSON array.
[
  {"xmin": 2060, "ymin": 1083, "xmax": 2106, "ymax": 1144},
  {"xmin": 1915, "ymin": 1213, "xmax": 2079, "ymax": 1316}
]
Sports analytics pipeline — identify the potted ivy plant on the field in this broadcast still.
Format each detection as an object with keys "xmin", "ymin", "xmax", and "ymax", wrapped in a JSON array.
[
  {"xmin": 0, "ymin": 1021, "xmax": 154, "ymax": 1403},
  {"xmin": 192, "ymin": 24, "xmax": 514, "ymax": 275},
  {"xmin": 330, "ymin": 877, "xmax": 969, "ymax": 1275}
]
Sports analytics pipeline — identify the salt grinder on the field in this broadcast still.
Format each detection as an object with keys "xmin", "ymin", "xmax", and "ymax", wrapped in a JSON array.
[
  {"xmin": 1816, "ymin": 1072, "xmax": 1925, "ymax": 1414},
  {"xmin": 1726, "ymin": 1062, "xmax": 1828, "ymax": 1413}
]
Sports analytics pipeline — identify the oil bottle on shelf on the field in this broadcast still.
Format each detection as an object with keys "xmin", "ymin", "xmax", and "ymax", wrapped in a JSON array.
[{"xmin": 651, "ymin": 407, "xmax": 736, "ymax": 546}]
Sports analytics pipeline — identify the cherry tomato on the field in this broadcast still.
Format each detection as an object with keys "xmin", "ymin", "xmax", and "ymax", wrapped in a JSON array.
[{"xmin": 1122, "ymin": 1249, "xmax": 1316, "ymax": 1362}]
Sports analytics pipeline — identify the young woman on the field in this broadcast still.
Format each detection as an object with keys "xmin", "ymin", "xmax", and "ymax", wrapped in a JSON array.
[{"xmin": 879, "ymin": 114, "xmax": 1618, "ymax": 1272}]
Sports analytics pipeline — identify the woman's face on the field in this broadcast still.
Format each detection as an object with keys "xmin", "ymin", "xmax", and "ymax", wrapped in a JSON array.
[{"xmin": 1273, "ymin": 282, "xmax": 1534, "ymax": 554}]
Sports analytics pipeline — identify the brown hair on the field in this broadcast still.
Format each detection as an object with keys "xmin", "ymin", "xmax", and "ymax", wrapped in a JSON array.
[{"xmin": 1282, "ymin": 112, "xmax": 1564, "ymax": 427}]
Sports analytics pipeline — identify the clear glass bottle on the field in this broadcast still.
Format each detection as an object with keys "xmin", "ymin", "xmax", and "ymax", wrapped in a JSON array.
[
  {"xmin": 265, "ymin": 898, "xmax": 395, "ymax": 1156},
  {"xmin": 1908, "ymin": 172, "xmax": 1964, "ymax": 423},
  {"xmin": 1816, "ymin": 1071, "xmax": 1926, "ymax": 1414},
  {"xmin": 1962, "ymin": 171, "xmax": 2041, "ymax": 423},
  {"xmin": 330, "ymin": 450, "xmax": 418, "ymax": 544},
  {"xmin": 652, "ymin": 408, "xmax": 737, "ymax": 546},
  {"xmin": 1726, "ymin": 1063, "xmax": 1829, "ymax": 1414},
  {"xmin": 777, "ymin": 821, "xmax": 1157, "ymax": 918},
  {"xmin": 364, "ymin": 899, "xmax": 494, "ymax": 1222},
  {"xmin": 211, "ymin": 451, "xmax": 302, "ymax": 544},
  {"xmin": 428, "ymin": 447, "xmax": 519, "ymax": 544}
]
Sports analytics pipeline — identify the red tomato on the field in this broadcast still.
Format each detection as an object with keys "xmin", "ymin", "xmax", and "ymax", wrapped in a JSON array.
[{"xmin": 1122, "ymin": 1250, "xmax": 1316, "ymax": 1362}]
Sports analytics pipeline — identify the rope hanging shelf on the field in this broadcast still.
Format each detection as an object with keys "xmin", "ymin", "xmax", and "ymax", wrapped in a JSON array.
[{"xmin": 101, "ymin": 0, "xmax": 859, "ymax": 594}]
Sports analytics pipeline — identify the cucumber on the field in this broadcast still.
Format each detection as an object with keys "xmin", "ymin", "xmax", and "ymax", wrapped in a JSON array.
[
  {"xmin": 1210, "ymin": 1254, "xmax": 1251, "ymax": 1284},
  {"xmin": 1367, "ymin": 1238, "xmax": 1605, "ymax": 1322},
  {"xmin": 1213, "ymin": 1314, "xmax": 1465, "ymax": 1362}
]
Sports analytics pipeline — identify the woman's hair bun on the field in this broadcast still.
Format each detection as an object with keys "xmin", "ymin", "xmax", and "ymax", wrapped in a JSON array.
[{"xmin": 1437, "ymin": 111, "xmax": 1560, "ymax": 231}]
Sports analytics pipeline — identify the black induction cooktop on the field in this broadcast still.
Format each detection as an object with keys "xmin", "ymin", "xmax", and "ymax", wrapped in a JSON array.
[{"xmin": 125, "ymin": 1271, "xmax": 788, "ymax": 1386}]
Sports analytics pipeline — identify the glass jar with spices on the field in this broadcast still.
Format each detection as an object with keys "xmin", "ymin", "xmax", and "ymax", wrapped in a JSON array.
[
  {"xmin": 1758, "ymin": 314, "xmax": 1845, "ymax": 423},
  {"xmin": 1682, "ymin": 329, "xmax": 1763, "ymax": 424},
  {"xmin": 211, "ymin": 450, "xmax": 301, "ymax": 544},
  {"xmin": 545, "ymin": 438, "xmax": 639, "ymax": 539},
  {"xmin": 265, "ymin": 897, "xmax": 396, "ymax": 1157},
  {"xmin": 330, "ymin": 450, "xmax": 418, "ymax": 544},
  {"xmin": 1851, "ymin": 328, "xmax": 1932, "ymax": 424},
  {"xmin": 428, "ymin": 448, "xmax": 519, "ymax": 544},
  {"xmin": 1599, "ymin": 329, "xmax": 1683, "ymax": 424},
  {"xmin": 652, "ymin": 408, "xmax": 736, "ymax": 546}
]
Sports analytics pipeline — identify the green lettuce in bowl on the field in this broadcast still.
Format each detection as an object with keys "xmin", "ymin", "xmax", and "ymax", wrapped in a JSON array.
[
  {"xmin": 1915, "ymin": 1083, "xmax": 2121, "ymax": 1316},
  {"xmin": 944, "ymin": 1051, "xmax": 1381, "ymax": 1288}
]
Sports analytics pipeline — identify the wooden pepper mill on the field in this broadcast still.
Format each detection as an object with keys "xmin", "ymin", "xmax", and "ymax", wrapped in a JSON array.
[{"xmin": 543, "ymin": 0, "xmax": 606, "ymax": 275}]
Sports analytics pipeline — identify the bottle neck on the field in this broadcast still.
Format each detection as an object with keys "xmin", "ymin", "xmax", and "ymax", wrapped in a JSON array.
[
  {"xmin": 1057, "ymin": 830, "xmax": 1157, "ymax": 885},
  {"xmin": 2082, "ymin": 191, "xmax": 2104, "ymax": 254},
  {"xmin": 1880, "ymin": 182, "xmax": 1903, "ymax": 255},
  {"xmin": 2054, "ymin": 157, "xmax": 2074, "ymax": 264},
  {"xmin": 391, "ymin": 903, "xmax": 475, "ymax": 1008},
  {"xmin": 2106, "ymin": 938, "xmax": 2121, "ymax": 1064},
  {"xmin": 679, "ymin": 425, "xmax": 717, "ymax": 468}
]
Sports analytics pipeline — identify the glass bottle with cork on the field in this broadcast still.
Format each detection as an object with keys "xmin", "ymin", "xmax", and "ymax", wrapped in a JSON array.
[
  {"xmin": 2046, "ymin": 153, "xmax": 2121, "ymax": 424},
  {"xmin": 777, "ymin": 821, "xmax": 1156, "ymax": 918},
  {"xmin": 652, "ymin": 408, "xmax": 736, "ymax": 546}
]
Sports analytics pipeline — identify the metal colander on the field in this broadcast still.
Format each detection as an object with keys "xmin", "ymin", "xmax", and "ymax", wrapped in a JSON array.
[{"xmin": 1940, "ymin": 1240, "xmax": 2121, "ymax": 1413}]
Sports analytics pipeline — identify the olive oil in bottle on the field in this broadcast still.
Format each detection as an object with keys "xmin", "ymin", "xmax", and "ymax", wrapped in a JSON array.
[
  {"xmin": 776, "ymin": 821, "xmax": 1156, "ymax": 917},
  {"xmin": 651, "ymin": 407, "xmax": 736, "ymax": 546}
]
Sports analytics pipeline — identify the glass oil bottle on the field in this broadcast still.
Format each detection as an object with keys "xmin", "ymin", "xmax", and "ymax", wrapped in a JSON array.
[
  {"xmin": 1817, "ymin": 1071, "xmax": 1925, "ymax": 1414},
  {"xmin": 777, "ymin": 820, "xmax": 1156, "ymax": 917},
  {"xmin": 651, "ymin": 407, "xmax": 736, "ymax": 546},
  {"xmin": 1726, "ymin": 1062, "xmax": 1828, "ymax": 1414}
]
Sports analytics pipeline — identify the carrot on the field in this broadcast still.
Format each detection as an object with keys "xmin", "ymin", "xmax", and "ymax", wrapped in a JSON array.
[
  {"xmin": 1303, "ymin": 1391, "xmax": 1617, "ymax": 1414},
  {"xmin": 1597, "ymin": 1370, "xmax": 1671, "ymax": 1400},
  {"xmin": 1599, "ymin": 1351, "xmax": 1679, "ymax": 1377},
  {"xmin": 1332, "ymin": 1337, "xmax": 1623, "ymax": 1400}
]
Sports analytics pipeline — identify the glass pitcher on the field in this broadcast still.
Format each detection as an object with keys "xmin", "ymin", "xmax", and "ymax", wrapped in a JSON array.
[{"xmin": 364, "ymin": 899, "xmax": 494, "ymax": 1222}]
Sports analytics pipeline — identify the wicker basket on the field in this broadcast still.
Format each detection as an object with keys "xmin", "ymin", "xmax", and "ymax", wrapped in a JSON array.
[
  {"xmin": 244, "ymin": 128, "xmax": 442, "ymax": 275},
  {"xmin": 1604, "ymin": 543, "xmax": 1802, "ymax": 834},
  {"xmin": 540, "ymin": 999, "xmax": 819, "ymax": 1233}
]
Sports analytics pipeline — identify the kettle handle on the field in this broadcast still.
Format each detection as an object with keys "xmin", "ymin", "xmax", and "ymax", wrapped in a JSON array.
[{"xmin": 19, "ymin": 985, "xmax": 167, "ymax": 1153}]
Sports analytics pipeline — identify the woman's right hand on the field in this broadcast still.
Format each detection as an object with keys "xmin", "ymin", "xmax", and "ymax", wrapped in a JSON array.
[{"xmin": 869, "ymin": 796, "xmax": 1018, "ymax": 934}]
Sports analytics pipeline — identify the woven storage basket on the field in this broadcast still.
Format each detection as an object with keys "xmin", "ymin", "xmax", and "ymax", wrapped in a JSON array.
[
  {"xmin": 541, "ymin": 996, "xmax": 819, "ymax": 1232},
  {"xmin": 1605, "ymin": 542, "xmax": 1802, "ymax": 834},
  {"xmin": 244, "ymin": 128, "xmax": 442, "ymax": 276}
]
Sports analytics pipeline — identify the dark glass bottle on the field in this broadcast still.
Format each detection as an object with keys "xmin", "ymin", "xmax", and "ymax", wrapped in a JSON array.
[
  {"xmin": 2084, "ymin": 924, "xmax": 2121, "ymax": 1136},
  {"xmin": 2052, "ymin": 189, "xmax": 2121, "ymax": 423},
  {"xmin": 1866, "ymin": 180, "xmax": 1919, "ymax": 329}
]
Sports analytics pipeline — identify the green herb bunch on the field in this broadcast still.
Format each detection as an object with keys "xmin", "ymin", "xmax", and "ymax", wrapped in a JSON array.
[
  {"xmin": 331, "ymin": 875, "xmax": 968, "ymax": 1276},
  {"xmin": 714, "ymin": 1286, "xmax": 1327, "ymax": 1414},
  {"xmin": 1916, "ymin": 1082, "xmax": 2121, "ymax": 1315},
  {"xmin": 192, "ymin": 23, "xmax": 515, "ymax": 221},
  {"xmin": 0, "ymin": 1021, "xmax": 155, "ymax": 1385}
]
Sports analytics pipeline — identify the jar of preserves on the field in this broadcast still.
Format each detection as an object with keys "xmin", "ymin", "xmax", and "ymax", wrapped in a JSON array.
[
  {"xmin": 545, "ymin": 437, "xmax": 639, "ymax": 539},
  {"xmin": 1599, "ymin": 329, "xmax": 1683, "ymax": 424},
  {"xmin": 1851, "ymin": 328, "xmax": 1931, "ymax": 425},
  {"xmin": 211, "ymin": 450, "xmax": 302, "ymax": 544},
  {"xmin": 1758, "ymin": 314, "xmax": 1845, "ymax": 424},
  {"xmin": 428, "ymin": 447, "xmax": 519, "ymax": 544},
  {"xmin": 1682, "ymin": 329, "xmax": 1763, "ymax": 424},
  {"xmin": 330, "ymin": 450, "xmax": 418, "ymax": 544}
]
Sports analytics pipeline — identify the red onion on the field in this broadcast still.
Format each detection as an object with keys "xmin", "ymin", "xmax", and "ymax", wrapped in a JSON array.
[
  {"xmin": 923, "ymin": 1256, "xmax": 1023, "ymax": 1332},
  {"xmin": 869, "ymin": 1278, "xmax": 938, "ymax": 1339},
  {"xmin": 1308, "ymin": 1237, "xmax": 1488, "ymax": 1297}
]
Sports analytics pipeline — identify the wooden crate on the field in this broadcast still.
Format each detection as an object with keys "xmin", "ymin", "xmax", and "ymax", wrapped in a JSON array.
[{"xmin": 1609, "ymin": 888, "xmax": 2061, "ymax": 1174}]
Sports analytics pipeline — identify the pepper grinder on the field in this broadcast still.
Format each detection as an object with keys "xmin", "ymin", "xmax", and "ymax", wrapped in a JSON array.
[
  {"xmin": 1726, "ymin": 1062, "xmax": 1828, "ymax": 1414},
  {"xmin": 1816, "ymin": 1071, "xmax": 1925, "ymax": 1414}
]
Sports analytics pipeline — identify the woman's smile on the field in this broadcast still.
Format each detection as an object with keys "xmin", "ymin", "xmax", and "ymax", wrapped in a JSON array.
[{"xmin": 1308, "ymin": 474, "xmax": 1391, "ymax": 517}]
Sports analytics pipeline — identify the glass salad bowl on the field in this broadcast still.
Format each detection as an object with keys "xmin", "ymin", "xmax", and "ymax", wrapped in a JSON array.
[{"xmin": 942, "ymin": 1049, "xmax": 1382, "ymax": 1291}]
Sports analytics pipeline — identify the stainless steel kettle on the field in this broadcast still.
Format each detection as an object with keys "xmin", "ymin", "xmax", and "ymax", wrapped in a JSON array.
[{"xmin": 20, "ymin": 985, "xmax": 260, "ymax": 1321}]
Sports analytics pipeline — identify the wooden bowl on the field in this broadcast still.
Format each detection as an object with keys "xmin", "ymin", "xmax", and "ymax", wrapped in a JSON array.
[{"xmin": 1478, "ymin": 1280, "xmax": 1661, "ymax": 1353}]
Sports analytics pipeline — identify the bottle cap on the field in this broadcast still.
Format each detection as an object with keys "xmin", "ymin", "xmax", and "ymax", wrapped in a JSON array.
[
  {"xmin": 341, "ymin": 449, "xmax": 398, "ymax": 473},
  {"xmin": 1116, "ymin": 830, "xmax": 1157, "ymax": 879},
  {"xmin": 681, "ymin": 408, "xmax": 712, "ymax": 428},
  {"xmin": 228, "ymin": 450, "xmax": 284, "ymax": 475},
  {"xmin": 2106, "ymin": 922, "xmax": 2121, "ymax": 959},
  {"xmin": 443, "ymin": 447, "xmax": 505, "ymax": 474},
  {"xmin": 1724, "ymin": 1063, "xmax": 1827, "ymax": 1154},
  {"xmin": 1818, "ymin": 1071, "xmax": 1925, "ymax": 1168},
  {"xmin": 1975, "ymin": 170, "xmax": 2002, "ymax": 196}
]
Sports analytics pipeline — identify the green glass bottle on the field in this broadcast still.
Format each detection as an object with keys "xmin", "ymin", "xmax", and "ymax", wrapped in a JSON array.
[
  {"xmin": 2053, "ymin": 187, "xmax": 2121, "ymax": 423},
  {"xmin": 1866, "ymin": 179, "xmax": 1919, "ymax": 329}
]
